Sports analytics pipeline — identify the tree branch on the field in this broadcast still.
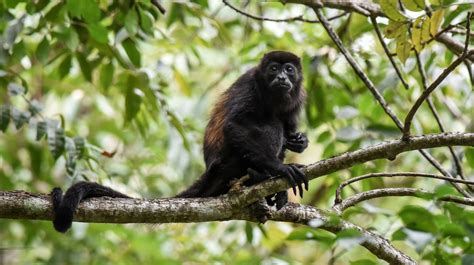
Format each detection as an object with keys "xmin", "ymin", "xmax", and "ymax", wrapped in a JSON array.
[
  {"xmin": 403, "ymin": 13, "xmax": 472, "ymax": 138},
  {"xmin": 222, "ymin": 0, "xmax": 348, "ymax": 23},
  {"xmin": 283, "ymin": 0, "xmax": 474, "ymax": 61},
  {"xmin": 370, "ymin": 16, "xmax": 409, "ymax": 90},
  {"xmin": 333, "ymin": 188, "xmax": 474, "ymax": 214},
  {"xmin": 284, "ymin": 0, "xmax": 384, "ymax": 17},
  {"xmin": 334, "ymin": 172, "xmax": 474, "ymax": 204},
  {"xmin": 312, "ymin": 8, "xmax": 471, "ymax": 196},
  {"xmin": 2, "ymin": 132, "xmax": 473, "ymax": 263},
  {"xmin": 0, "ymin": 191, "xmax": 416, "ymax": 264},
  {"xmin": 413, "ymin": 48, "xmax": 468, "ymax": 185},
  {"xmin": 2, "ymin": 132, "xmax": 473, "ymax": 219}
]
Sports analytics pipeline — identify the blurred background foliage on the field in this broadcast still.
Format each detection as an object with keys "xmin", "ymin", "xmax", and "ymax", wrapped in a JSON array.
[{"xmin": 0, "ymin": 0, "xmax": 473, "ymax": 264}]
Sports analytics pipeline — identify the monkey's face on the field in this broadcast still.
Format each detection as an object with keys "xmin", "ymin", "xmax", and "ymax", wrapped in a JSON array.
[{"xmin": 265, "ymin": 62, "xmax": 300, "ymax": 94}]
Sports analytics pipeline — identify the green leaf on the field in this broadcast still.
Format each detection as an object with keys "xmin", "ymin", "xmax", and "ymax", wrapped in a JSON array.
[
  {"xmin": 125, "ymin": 10, "xmax": 139, "ymax": 36},
  {"xmin": 44, "ymin": 4, "xmax": 64, "ymax": 22},
  {"xmin": 87, "ymin": 24, "xmax": 108, "ymax": 44},
  {"xmin": 36, "ymin": 121, "xmax": 47, "ymax": 141},
  {"xmin": 5, "ymin": 0, "xmax": 22, "ymax": 8},
  {"xmin": 124, "ymin": 74, "xmax": 143, "ymax": 124},
  {"xmin": 440, "ymin": 223, "xmax": 465, "ymax": 237},
  {"xmin": 65, "ymin": 28, "xmax": 79, "ymax": 51},
  {"xmin": 466, "ymin": 148, "xmax": 474, "ymax": 167},
  {"xmin": 396, "ymin": 31, "xmax": 411, "ymax": 64},
  {"xmin": 67, "ymin": 0, "xmax": 100, "ymax": 22},
  {"xmin": 166, "ymin": 3, "xmax": 185, "ymax": 27},
  {"xmin": 167, "ymin": 111, "xmax": 190, "ymax": 151},
  {"xmin": 191, "ymin": 0, "xmax": 209, "ymax": 7},
  {"xmin": 66, "ymin": 0, "xmax": 82, "ymax": 18},
  {"xmin": 317, "ymin": 130, "xmax": 332, "ymax": 142},
  {"xmin": 139, "ymin": 8, "xmax": 154, "ymax": 34},
  {"xmin": 399, "ymin": 205, "xmax": 437, "ymax": 233},
  {"xmin": 0, "ymin": 105, "xmax": 10, "ymax": 132},
  {"xmin": 58, "ymin": 55, "xmax": 72, "ymax": 79},
  {"xmin": 122, "ymin": 38, "xmax": 141, "ymax": 67},
  {"xmin": 81, "ymin": 0, "xmax": 101, "ymax": 23},
  {"xmin": 392, "ymin": 228, "xmax": 407, "ymax": 240},
  {"xmin": 76, "ymin": 53, "xmax": 92, "ymax": 82},
  {"xmin": 99, "ymin": 61, "xmax": 114, "ymax": 90},
  {"xmin": 36, "ymin": 37, "xmax": 50, "ymax": 64},
  {"xmin": 7, "ymin": 82, "xmax": 25, "ymax": 96},
  {"xmin": 11, "ymin": 108, "xmax": 29, "ymax": 130},
  {"xmin": 401, "ymin": 0, "xmax": 425, "ymax": 11},
  {"xmin": 245, "ymin": 222, "xmax": 253, "ymax": 243},
  {"xmin": 380, "ymin": 0, "xmax": 407, "ymax": 22},
  {"xmin": 287, "ymin": 228, "xmax": 336, "ymax": 244},
  {"xmin": 73, "ymin": 136, "xmax": 85, "ymax": 159},
  {"xmin": 48, "ymin": 126, "xmax": 65, "ymax": 160}
]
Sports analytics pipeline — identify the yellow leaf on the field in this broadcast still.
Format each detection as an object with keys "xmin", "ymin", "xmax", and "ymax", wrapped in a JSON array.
[
  {"xmin": 411, "ymin": 17, "xmax": 423, "ymax": 52},
  {"xmin": 384, "ymin": 21, "xmax": 407, "ymax": 39},
  {"xmin": 397, "ymin": 33, "xmax": 411, "ymax": 64},
  {"xmin": 421, "ymin": 17, "xmax": 431, "ymax": 45},
  {"xmin": 380, "ymin": 0, "xmax": 407, "ymax": 22},
  {"xmin": 430, "ymin": 10, "xmax": 444, "ymax": 36},
  {"xmin": 401, "ymin": 0, "xmax": 425, "ymax": 11}
]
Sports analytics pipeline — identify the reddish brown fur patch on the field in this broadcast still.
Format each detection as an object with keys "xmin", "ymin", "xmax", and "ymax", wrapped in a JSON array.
[{"xmin": 204, "ymin": 92, "xmax": 229, "ymax": 150}]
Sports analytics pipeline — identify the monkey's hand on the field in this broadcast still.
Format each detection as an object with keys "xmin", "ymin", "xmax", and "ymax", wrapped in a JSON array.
[
  {"xmin": 272, "ymin": 164, "xmax": 308, "ymax": 198},
  {"xmin": 285, "ymin": 132, "xmax": 308, "ymax": 153}
]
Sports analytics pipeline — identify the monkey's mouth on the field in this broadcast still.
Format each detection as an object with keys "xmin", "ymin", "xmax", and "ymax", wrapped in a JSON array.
[{"xmin": 271, "ymin": 81, "xmax": 293, "ymax": 92}]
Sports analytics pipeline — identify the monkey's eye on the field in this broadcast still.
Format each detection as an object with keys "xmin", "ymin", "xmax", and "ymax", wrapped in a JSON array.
[
  {"xmin": 270, "ymin": 65, "xmax": 278, "ymax": 72},
  {"xmin": 286, "ymin": 66, "xmax": 294, "ymax": 73}
]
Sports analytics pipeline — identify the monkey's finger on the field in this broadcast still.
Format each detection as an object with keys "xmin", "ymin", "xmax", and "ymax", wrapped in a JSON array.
[
  {"xmin": 288, "ymin": 166, "xmax": 304, "ymax": 197},
  {"xmin": 292, "ymin": 165, "xmax": 308, "ymax": 191},
  {"xmin": 300, "ymin": 168, "xmax": 309, "ymax": 191},
  {"xmin": 283, "ymin": 171, "xmax": 297, "ymax": 195}
]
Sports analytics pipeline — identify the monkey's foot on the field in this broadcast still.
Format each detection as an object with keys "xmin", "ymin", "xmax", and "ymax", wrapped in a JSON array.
[
  {"xmin": 265, "ymin": 191, "xmax": 288, "ymax": 210},
  {"xmin": 248, "ymin": 199, "xmax": 271, "ymax": 224}
]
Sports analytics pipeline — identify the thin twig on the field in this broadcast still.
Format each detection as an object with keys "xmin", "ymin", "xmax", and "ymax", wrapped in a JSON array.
[
  {"xmin": 312, "ymin": 8, "xmax": 471, "ymax": 197},
  {"xmin": 333, "ymin": 188, "xmax": 474, "ymax": 214},
  {"xmin": 334, "ymin": 172, "xmax": 474, "ymax": 204},
  {"xmin": 413, "ymin": 50, "xmax": 468, "ymax": 185},
  {"xmin": 403, "ymin": 13, "xmax": 472, "ymax": 138},
  {"xmin": 370, "ymin": 16, "xmax": 409, "ymax": 90},
  {"xmin": 313, "ymin": 8, "xmax": 404, "ymax": 130},
  {"xmin": 223, "ymin": 0, "xmax": 348, "ymax": 23},
  {"xmin": 151, "ymin": 0, "xmax": 166, "ymax": 14}
]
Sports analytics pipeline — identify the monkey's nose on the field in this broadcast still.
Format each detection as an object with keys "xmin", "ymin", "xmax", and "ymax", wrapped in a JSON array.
[{"xmin": 277, "ymin": 76, "xmax": 285, "ymax": 81}]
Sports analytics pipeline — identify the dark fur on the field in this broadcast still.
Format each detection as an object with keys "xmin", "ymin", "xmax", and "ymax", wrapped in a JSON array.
[{"xmin": 51, "ymin": 51, "xmax": 308, "ymax": 232}]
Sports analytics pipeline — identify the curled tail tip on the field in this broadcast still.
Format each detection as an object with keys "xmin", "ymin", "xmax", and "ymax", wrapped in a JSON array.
[
  {"xmin": 53, "ymin": 209, "xmax": 73, "ymax": 233},
  {"xmin": 53, "ymin": 219, "xmax": 72, "ymax": 233}
]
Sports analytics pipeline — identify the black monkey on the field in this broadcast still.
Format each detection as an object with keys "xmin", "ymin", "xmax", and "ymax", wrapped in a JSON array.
[{"xmin": 51, "ymin": 51, "xmax": 309, "ymax": 232}]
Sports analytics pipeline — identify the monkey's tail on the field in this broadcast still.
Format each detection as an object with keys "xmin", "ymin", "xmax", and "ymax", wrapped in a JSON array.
[
  {"xmin": 51, "ymin": 181, "xmax": 130, "ymax": 233},
  {"xmin": 175, "ymin": 174, "xmax": 208, "ymax": 198}
]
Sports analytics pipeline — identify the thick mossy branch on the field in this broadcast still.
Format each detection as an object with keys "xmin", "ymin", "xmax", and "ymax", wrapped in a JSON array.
[{"xmin": 0, "ymin": 192, "xmax": 415, "ymax": 264}]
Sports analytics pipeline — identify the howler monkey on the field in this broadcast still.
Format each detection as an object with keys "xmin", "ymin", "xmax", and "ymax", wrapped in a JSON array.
[{"xmin": 51, "ymin": 51, "xmax": 309, "ymax": 233}]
